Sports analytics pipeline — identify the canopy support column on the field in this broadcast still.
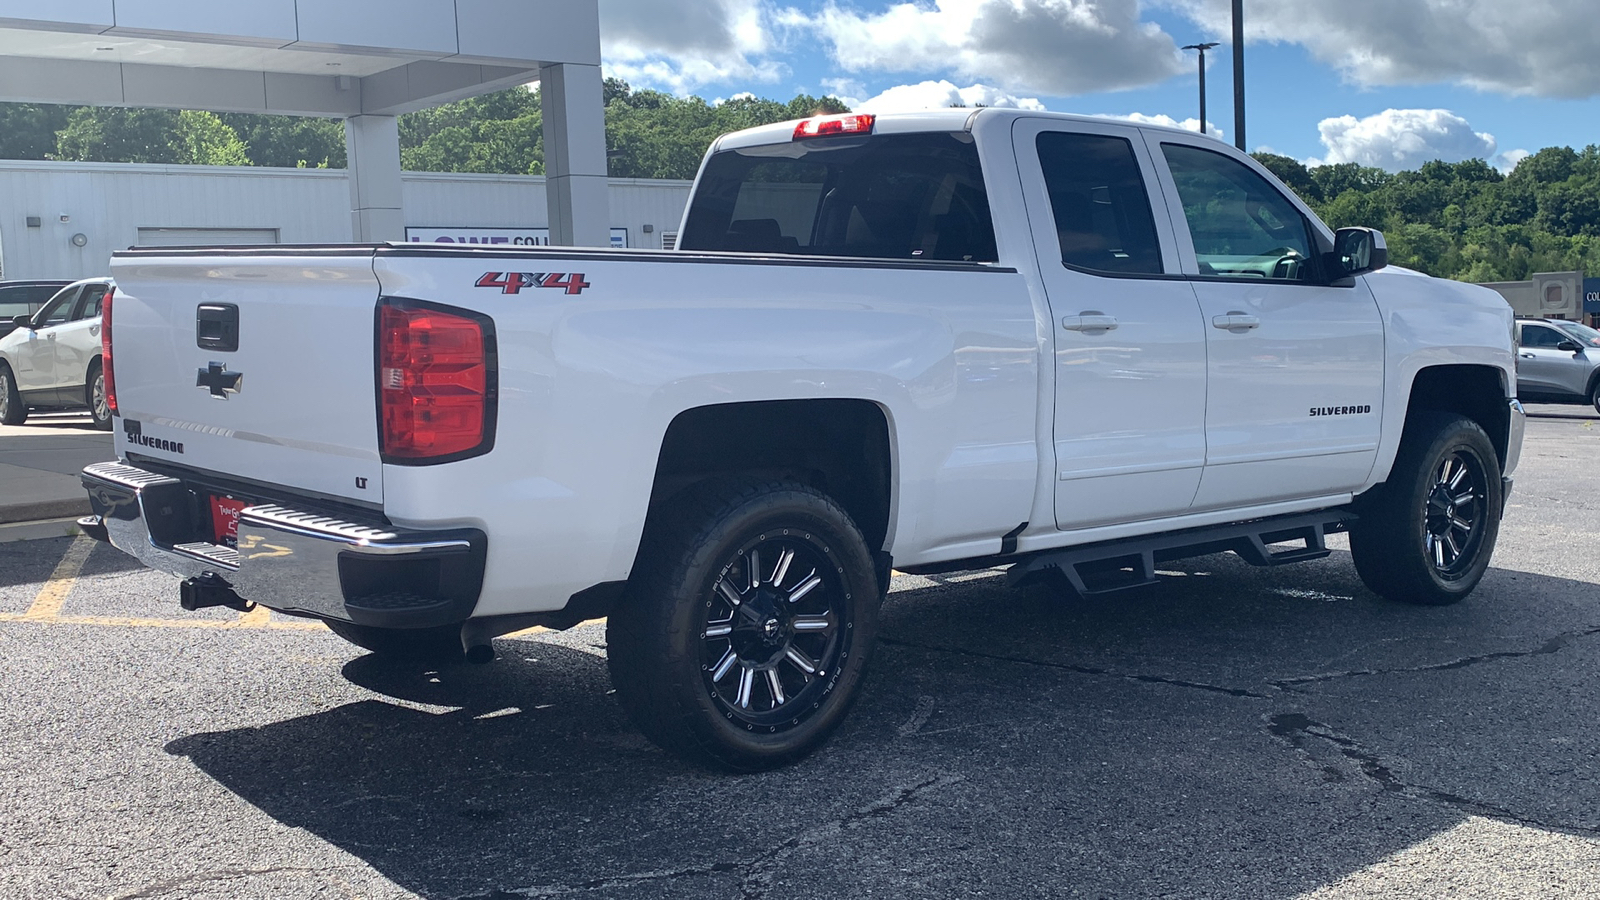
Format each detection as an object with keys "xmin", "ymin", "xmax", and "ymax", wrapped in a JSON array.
[
  {"xmin": 344, "ymin": 114, "xmax": 405, "ymax": 242},
  {"xmin": 540, "ymin": 63, "xmax": 610, "ymax": 247}
]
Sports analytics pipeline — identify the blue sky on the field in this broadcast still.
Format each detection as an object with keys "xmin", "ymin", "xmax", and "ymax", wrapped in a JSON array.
[{"xmin": 598, "ymin": 0, "xmax": 1600, "ymax": 173}]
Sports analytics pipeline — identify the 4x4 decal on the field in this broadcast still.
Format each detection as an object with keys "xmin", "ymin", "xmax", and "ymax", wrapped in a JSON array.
[{"xmin": 476, "ymin": 272, "xmax": 591, "ymax": 296}]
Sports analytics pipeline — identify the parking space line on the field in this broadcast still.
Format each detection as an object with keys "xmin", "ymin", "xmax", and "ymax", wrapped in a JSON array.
[
  {"xmin": 0, "ymin": 612, "xmax": 325, "ymax": 630},
  {"xmin": 21, "ymin": 536, "xmax": 94, "ymax": 620}
]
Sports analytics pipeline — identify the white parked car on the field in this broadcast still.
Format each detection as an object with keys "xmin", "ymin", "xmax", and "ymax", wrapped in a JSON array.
[{"xmin": 0, "ymin": 278, "xmax": 113, "ymax": 429}]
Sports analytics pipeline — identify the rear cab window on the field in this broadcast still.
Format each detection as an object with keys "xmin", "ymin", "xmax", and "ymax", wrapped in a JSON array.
[{"xmin": 680, "ymin": 132, "xmax": 998, "ymax": 263}]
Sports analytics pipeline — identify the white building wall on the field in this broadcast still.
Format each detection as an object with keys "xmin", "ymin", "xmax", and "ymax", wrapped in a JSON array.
[{"xmin": 0, "ymin": 159, "xmax": 692, "ymax": 280}]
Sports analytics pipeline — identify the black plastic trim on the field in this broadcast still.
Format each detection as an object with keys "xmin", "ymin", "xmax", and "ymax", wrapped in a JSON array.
[
  {"xmin": 381, "ymin": 244, "xmax": 1020, "ymax": 274},
  {"xmin": 374, "ymin": 296, "xmax": 500, "ymax": 467},
  {"xmin": 112, "ymin": 241, "xmax": 1022, "ymax": 274}
]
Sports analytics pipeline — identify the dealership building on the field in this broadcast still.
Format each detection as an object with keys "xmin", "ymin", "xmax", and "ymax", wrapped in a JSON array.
[
  {"xmin": 0, "ymin": 1, "xmax": 700, "ymax": 281},
  {"xmin": 0, "ymin": 160, "xmax": 692, "ymax": 280}
]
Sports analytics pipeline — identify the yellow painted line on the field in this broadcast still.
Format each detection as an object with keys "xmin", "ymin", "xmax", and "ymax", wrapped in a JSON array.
[
  {"xmin": 21, "ymin": 536, "xmax": 94, "ymax": 620},
  {"xmin": 0, "ymin": 611, "xmax": 323, "ymax": 630},
  {"xmin": 237, "ymin": 604, "xmax": 273, "ymax": 628}
]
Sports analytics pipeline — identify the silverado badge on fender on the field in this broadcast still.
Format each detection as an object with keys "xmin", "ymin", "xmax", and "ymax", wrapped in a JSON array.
[{"xmin": 197, "ymin": 362, "xmax": 243, "ymax": 399}]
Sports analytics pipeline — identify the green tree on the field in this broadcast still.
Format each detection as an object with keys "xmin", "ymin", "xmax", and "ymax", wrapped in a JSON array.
[
  {"xmin": 0, "ymin": 103, "xmax": 71, "ymax": 160},
  {"xmin": 218, "ymin": 113, "xmax": 346, "ymax": 168},
  {"xmin": 1252, "ymin": 152, "xmax": 1321, "ymax": 203}
]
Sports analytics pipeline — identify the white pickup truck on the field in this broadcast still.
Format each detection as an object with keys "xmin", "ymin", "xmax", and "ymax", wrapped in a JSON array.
[{"xmin": 81, "ymin": 110, "xmax": 1524, "ymax": 770}]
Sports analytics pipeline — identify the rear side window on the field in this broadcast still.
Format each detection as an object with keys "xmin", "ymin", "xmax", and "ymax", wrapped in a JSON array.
[
  {"xmin": 681, "ymin": 133, "xmax": 998, "ymax": 262},
  {"xmin": 75, "ymin": 284, "xmax": 109, "ymax": 319},
  {"xmin": 1035, "ymin": 132, "xmax": 1164, "ymax": 275}
]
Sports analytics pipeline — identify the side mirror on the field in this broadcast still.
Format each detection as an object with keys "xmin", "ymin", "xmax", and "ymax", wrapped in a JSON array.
[
  {"xmin": 11, "ymin": 315, "xmax": 30, "ymax": 329},
  {"xmin": 1329, "ymin": 227, "xmax": 1388, "ymax": 279},
  {"xmin": 1558, "ymin": 340, "xmax": 1583, "ymax": 353}
]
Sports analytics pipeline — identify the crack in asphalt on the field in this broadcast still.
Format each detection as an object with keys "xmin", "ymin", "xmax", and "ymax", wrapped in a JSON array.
[
  {"xmin": 1271, "ymin": 626, "xmax": 1600, "ymax": 691},
  {"xmin": 450, "ymin": 775, "xmax": 962, "ymax": 900},
  {"xmin": 879, "ymin": 636, "xmax": 1271, "ymax": 699},
  {"xmin": 1265, "ymin": 712, "xmax": 1600, "ymax": 838},
  {"xmin": 109, "ymin": 866, "xmax": 351, "ymax": 900}
]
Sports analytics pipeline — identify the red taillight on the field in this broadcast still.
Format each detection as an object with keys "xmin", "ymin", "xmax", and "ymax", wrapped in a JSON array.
[
  {"xmin": 377, "ymin": 302, "xmax": 494, "ymax": 461},
  {"xmin": 101, "ymin": 287, "xmax": 116, "ymax": 416},
  {"xmin": 793, "ymin": 113, "xmax": 876, "ymax": 140}
]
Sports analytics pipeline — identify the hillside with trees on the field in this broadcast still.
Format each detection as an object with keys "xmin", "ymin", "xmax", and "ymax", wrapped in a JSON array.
[{"xmin": 2, "ymin": 83, "xmax": 1595, "ymax": 281}]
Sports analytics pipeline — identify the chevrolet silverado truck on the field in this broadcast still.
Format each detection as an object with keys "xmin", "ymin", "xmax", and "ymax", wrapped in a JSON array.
[{"xmin": 80, "ymin": 110, "xmax": 1525, "ymax": 770}]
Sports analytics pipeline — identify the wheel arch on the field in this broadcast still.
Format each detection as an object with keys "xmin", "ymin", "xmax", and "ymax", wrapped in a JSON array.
[
  {"xmin": 1404, "ymin": 365, "xmax": 1512, "ymax": 470},
  {"xmin": 644, "ymin": 398, "xmax": 895, "ymax": 555}
]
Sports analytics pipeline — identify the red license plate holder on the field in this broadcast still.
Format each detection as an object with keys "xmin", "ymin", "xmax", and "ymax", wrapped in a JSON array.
[{"xmin": 209, "ymin": 495, "xmax": 247, "ymax": 547}]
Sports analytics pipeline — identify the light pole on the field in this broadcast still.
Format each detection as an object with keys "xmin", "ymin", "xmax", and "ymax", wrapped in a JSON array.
[
  {"xmin": 1181, "ymin": 42, "xmax": 1219, "ymax": 135},
  {"xmin": 1232, "ymin": 0, "xmax": 1246, "ymax": 151}
]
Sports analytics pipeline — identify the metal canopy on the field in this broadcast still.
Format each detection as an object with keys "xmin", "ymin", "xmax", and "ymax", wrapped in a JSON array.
[{"xmin": 0, "ymin": 1, "xmax": 609, "ymax": 245}]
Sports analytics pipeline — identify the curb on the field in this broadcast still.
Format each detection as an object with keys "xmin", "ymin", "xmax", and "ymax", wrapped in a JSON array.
[
  {"xmin": 0, "ymin": 516, "xmax": 85, "ymax": 543},
  {"xmin": 0, "ymin": 497, "xmax": 91, "ymax": 526}
]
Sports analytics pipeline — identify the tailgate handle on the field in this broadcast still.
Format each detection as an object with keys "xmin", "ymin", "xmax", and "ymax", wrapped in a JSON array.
[{"xmin": 197, "ymin": 303, "xmax": 239, "ymax": 352}]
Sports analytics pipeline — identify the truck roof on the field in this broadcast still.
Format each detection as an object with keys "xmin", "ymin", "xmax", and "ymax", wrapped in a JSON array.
[{"xmin": 712, "ymin": 107, "xmax": 1227, "ymax": 152}]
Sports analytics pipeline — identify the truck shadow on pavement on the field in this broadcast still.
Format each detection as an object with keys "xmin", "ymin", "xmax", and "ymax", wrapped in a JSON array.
[{"xmin": 166, "ymin": 551, "xmax": 1600, "ymax": 899}]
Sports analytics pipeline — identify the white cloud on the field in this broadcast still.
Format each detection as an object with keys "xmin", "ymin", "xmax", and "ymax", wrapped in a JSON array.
[
  {"xmin": 599, "ymin": 0, "xmax": 784, "ymax": 92},
  {"xmin": 1308, "ymin": 109, "xmax": 1498, "ymax": 171},
  {"xmin": 1493, "ymin": 149, "xmax": 1531, "ymax": 175},
  {"xmin": 1100, "ymin": 112, "xmax": 1224, "ymax": 142},
  {"xmin": 853, "ymin": 80, "xmax": 1047, "ymax": 113},
  {"xmin": 1160, "ymin": 0, "xmax": 1600, "ymax": 97},
  {"xmin": 796, "ymin": 0, "xmax": 1185, "ymax": 96}
]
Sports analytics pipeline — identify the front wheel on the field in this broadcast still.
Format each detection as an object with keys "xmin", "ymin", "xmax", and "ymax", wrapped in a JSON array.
[
  {"xmin": 1590, "ymin": 380, "xmax": 1600, "ymax": 416},
  {"xmin": 0, "ymin": 364, "xmax": 26, "ymax": 426},
  {"xmin": 607, "ymin": 478, "xmax": 882, "ymax": 771},
  {"xmin": 87, "ymin": 361, "xmax": 112, "ymax": 431},
  {"xmin": 1349, "ymin": 412, "xmax": 1502, "ymax": 605}
]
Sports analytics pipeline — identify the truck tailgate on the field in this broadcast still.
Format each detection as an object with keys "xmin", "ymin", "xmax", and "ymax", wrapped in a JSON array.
[{"xmin": 108, "ymin": 252, "xmax": 384, "ymax": 505}]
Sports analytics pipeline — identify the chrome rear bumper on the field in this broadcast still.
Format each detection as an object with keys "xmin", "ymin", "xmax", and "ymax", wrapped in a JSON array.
[{"xmin": 80, "ymin": 461, "xmax": 486, "ymax": 627}]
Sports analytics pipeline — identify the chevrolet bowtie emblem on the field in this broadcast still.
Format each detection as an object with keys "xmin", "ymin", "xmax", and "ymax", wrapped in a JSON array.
[{"xmin": 197, "ymin": 362, "xmax": 243, "ymax": 399}]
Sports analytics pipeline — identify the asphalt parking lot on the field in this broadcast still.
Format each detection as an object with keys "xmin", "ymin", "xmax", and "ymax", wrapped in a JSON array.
[{"xmin": 1, "ymin": 406, "xmax": 1597, "ymax": 899}]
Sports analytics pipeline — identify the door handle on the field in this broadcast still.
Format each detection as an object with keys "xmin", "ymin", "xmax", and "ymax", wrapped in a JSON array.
[
  {"xmin": 1519, "ymin": 353, "xmax": 1536, "ymax": 359},
  {"xmin": 1212, "ymin": 313, "xmax": 1260, "ymax": 331},
  {"xmin": 1062, "ymin": 314, "xmax": 1118, "ymax": 333}
]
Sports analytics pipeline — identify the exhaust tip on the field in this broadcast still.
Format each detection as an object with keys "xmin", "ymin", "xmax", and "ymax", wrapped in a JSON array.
[{"xmin": 465, "ymin": 643, "xmax": 495, "ymax": 665}]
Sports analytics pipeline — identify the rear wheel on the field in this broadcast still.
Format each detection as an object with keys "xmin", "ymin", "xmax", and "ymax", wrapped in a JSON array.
[
  {"xmin": 323, "ymin": 620, "xmax": 465, "ymax": 663},
  {"xmin": 1590, "ymin": 380, "xmax": 1600, "ymax": 416},
  {"xmin": 1349, "ymin": 412, "xmax": 1502, "ymax": 605},
  {"xmin": 0, "ymin": 365, "xmax": 26, "ymax": 426},
  {"xmin": 607, "ymin": 477, "xmax": 881, "ymax": 771},
  {"xmin": 87, "ymin": 361, "xmax": 112, "ymax": 431}
]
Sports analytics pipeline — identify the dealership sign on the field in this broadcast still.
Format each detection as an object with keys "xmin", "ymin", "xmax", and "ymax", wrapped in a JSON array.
[
  {"xmin": 1586, "ymin": 277, "xmax": 1600, "ymax": 313},
  {"xmin": 406, "ymin": 227, "xmax": 629, "ymax": 249}
]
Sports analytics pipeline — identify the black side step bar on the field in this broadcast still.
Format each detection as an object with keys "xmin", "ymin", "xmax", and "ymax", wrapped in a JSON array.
[{"xmin": 1006, "ymin": 509, "xmax": 1355, "ymax": 596}]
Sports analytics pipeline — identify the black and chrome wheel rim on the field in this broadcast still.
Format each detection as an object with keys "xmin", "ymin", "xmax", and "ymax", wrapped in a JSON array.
[
  {"xmin": 1423, "ymin": 451, "xmax": 1488, "ymax": 578},
  {"xmin": 700, "ymin": 530, "xmax": 852, "ymax": 733},
  {"xmin": 0, "ymin": 373, "xmax": 9, "ymax": 419}
]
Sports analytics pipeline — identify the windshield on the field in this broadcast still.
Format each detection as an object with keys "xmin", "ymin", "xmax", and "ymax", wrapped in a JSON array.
[{"xmin": 1551, "ymin": 320, "xmax": 1600, "ymax": 347}]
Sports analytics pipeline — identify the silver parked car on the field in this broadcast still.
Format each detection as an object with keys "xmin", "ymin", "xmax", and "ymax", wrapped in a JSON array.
[{"xmin": 1516, "ymin": 318, "xmax": 1600, "ymax": 413}]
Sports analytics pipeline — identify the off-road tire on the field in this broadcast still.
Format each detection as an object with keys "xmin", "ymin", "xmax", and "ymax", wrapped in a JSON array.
[
  {"xmin": 0, "ymin": 364, "xmax": 26, "ymax": 426},
  {"xmin": 1349, "ymin": 412, "xmax": 1502, "ymax": 605},
  {"xmin": 323, "ymin": 620, "xmax": 466, "ymax": 663},
  {"xmin": 607, "ymin": 477, "xmax": 882, "ymax": 771}
]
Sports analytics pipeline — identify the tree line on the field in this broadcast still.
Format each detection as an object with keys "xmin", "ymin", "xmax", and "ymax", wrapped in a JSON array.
[{"xmin": 2, "ymin": 81, "xmax": 1593, "ymax": 282}]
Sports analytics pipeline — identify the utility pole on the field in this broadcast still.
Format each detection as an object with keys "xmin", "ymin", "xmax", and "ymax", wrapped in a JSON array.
[
  {"xmin": 1181, "ymin": 42, "xmax": 1219, "ymax": 134},
  {"xmin": 1231, "ymin": 0, "xmax": 1246, "ymax": 151}
]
